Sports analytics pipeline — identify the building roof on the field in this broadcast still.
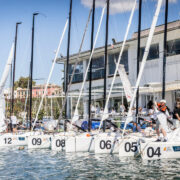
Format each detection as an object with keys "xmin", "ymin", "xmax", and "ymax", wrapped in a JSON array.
[{"xmin": 56, "ymin": 20, "xmax": 180, "ymax": 64}]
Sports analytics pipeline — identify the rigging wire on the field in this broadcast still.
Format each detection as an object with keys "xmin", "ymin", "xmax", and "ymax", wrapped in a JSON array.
[
  {"xmin": 98, "ymin": 0, "xmax": 137, "ymax": 132},
  {"xmin": 70, "ymin": 4, "xmax": 106, "ymax": 129},
  {"xmin": 32, "ymin": 19, "xmax": 69, "ymax": 129}
]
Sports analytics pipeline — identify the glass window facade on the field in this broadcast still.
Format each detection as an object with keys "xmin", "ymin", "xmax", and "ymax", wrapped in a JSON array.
[
  {"xmin": 68, "ymin": 62, "xmax": 83, "ymax": 83},
  {"xmin": 88, "ymin": 56, "xmax": 104, "ymax": 80},
  {"xmin": 167, "ymin": 39, "xmax": 180, "ymax": 56},
  {"xmin": 140, "ymin": 44, "xmax": 159, "ymax": 61},
  {"xmin": 108, "ymin": 50, "xmax": 128, "ymax": 76}
]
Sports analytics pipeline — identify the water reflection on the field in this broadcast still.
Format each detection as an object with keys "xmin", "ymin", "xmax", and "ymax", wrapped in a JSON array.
[{"xmin": 0, "ymin": 149, "xmax": 179, "ymax": 179}]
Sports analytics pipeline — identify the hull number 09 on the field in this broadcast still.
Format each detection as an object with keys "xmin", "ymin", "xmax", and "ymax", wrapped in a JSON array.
[{"xmin": 32, "ymin": 138, "xmax": 42, "ymax": 146}]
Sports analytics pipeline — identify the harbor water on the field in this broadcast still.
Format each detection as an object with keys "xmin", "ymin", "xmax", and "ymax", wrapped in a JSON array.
[{"xmin": 0, "ymin": 148, "xmax": 180, "ymax": 179}]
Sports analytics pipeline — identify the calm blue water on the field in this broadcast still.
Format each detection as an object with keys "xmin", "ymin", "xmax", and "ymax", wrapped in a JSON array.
[{"xmin": 0, "ymin": 147, "xmax": 180, "ymax": 179}]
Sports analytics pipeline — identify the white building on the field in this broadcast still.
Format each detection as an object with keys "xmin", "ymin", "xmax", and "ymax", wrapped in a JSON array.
[
  {"xmin": 57, "ymin": 20, "xmax": 180, "ymax": 117},
  {"xmin": 4, "ymin": 88, "xmax": 17, "ymax": 100}
]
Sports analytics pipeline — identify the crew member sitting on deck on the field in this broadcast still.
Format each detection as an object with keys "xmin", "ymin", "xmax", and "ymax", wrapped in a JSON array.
[{"xmin": 155, "ymin": 99, "xmax": 169, "ymax": 142}]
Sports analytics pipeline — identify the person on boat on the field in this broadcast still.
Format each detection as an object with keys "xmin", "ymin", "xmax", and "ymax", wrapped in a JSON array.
[
  {"xmin": 95, "ymin": 105, "xmax": 100, "ymax": 115},
  {"xmin": 155, "ymin": 99, "xmax": 169, "ymax": 142},
  {"xmin": 11, "ymin": 113, "xmax": 18, "ymax": 133},
  {"xmin": 173, "ymin": 101, "xmax": 180, "ymax": 128},
  {"xmin": 120, "ymin": 104, "xmax": 126, "ymax": 114},
  {"xmin": 148, "ymin": 104, "xmax": 157, "ymax": 127},
  {"xmin": 99, "ymin": 108, "xmax": 104, "ymax": 115},
  {"xmin": 111, "ymin": 108, "xmax": 116, "ymax": 115}
]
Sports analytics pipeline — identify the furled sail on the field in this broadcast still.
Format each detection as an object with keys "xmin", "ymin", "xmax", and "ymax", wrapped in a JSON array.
[{"xmin": 0, "ymin": 43, "xmax": 14, "ymax": 132}]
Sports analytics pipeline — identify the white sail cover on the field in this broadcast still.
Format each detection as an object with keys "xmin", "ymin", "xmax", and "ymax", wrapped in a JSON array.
[
  {"xmin": 0, "ymin": 43, "xmax": 14, "ymax": 132},
  {"xmin": 118, "ymin": 65, "xmax": 133, "ymax": 102}
]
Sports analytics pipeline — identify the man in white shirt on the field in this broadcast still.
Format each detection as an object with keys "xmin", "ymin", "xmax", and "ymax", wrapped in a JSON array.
[
  {"xmin": 11, "ymin": 113, "xmax": 18, "ymax": 133},
  {"xmin": 155, "ymin": 100, "xmax": 169, "ymax": 142}
]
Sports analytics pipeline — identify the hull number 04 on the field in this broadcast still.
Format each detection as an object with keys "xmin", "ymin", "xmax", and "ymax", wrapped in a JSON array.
[{"xmin": 147, "ymin": 147, "xmax": 161, "ymax": 158}]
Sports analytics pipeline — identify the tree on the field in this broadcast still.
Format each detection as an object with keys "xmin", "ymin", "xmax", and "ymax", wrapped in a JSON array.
[
  {"xmin": 38, "ymin": 109, "xmax": 45, "ymax": 120},
  {"xmin": 14, "ymin": 76, "xmax": 36, "ymax": 89}
]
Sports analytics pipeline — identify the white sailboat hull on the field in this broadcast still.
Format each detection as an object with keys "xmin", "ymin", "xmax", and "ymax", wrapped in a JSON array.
[
  {"xmin": 28, "ymin": 134, "xmax": 52, "ymax": 149},
  {"xmin": 140, "ymin": 141, "xmax": 180, "ymax": 160},
  {"xmin": 94, "ymin": 133, "xmax": 121, "ymax": 154},
  {"xmin": 51, "ymin": 132, "xmax": 76, "ymax": 151},
  {"xmin": 0, "ymin": 133, "xmax": 27, "ymax": 147}
]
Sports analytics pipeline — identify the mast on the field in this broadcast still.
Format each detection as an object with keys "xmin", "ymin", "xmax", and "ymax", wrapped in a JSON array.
[
  {"xmin": 162, "ymin": 0, "xmax": 168, "ymax": 99},
  {"xmin": 10, "ymin": 22, "xmax": 21, "ymax": 129},
  {"xmin": 65, "ymin": 0, "xmax": 72, "ymax": 131},
  {"xmin": 10, "ymin": 22, "xmax": 21, "ymax": 132},
  {"xmin": 29, "ymin": 13, "xmax": 39, "ymax": 130},
  {"xmin": 88, "ymin": 0, "xmax": 95, "ymax": 132},
  {"xmin": 103, "ymin": 0, "xmax": 109, "ymax": 132},
  {"xmin": 136, "ymin": 0, "xmax": 142, "ymax": 123}
]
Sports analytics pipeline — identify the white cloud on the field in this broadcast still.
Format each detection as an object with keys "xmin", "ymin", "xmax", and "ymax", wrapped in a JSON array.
[
  {"xmin": 153, "ymin": 0, "xmax": 177, "ymax": 3},
  {"xmin": 81, "ymin": 0, "xmax": 136, "ymax": 14},
  {"xmin": 81, "ymin": 0, "xmax": 178, "ymax": 14}
]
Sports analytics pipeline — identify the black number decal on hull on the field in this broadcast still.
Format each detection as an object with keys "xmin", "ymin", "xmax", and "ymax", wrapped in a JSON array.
[
  {"xmin": 4, "ymin": 138, "xmax": 12, "ymax": 144},
  {"xmin": 147, "ymin": 147, "xmax": 161, "ymax": 158},
  {"xmin": 32, "ymin": 138, "xmax": 42, "ymax": 145},
  {"xmin": 125, "ymin": 142, "xmax": 137, "ymax": 152},
  {"xmin": 56, "ymin": 139, "xmax": 65, "ymax": 148},
  {"xmin": 100, "ymin": 140, "xmax": 111, "ymax": 149}
]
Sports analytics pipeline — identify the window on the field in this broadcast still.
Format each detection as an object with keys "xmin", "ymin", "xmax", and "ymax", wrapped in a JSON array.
[
  {"xmin": 68, "ymin": 62, "xmax": 83, "ymax": 83},
  {"xmin": 140, "ymin": 44, "xmax": 159, "ymax": 61},
  {"xmin": 88, "ymin": 56, "xmax": 104, "ymax": 80},
  {"xmin": 108, "ymin": 50, "xmax": 128, "ymax": 76},
  {"xmin": 167, "ymin": 39, "xmax": 180, "ymax": 56}
]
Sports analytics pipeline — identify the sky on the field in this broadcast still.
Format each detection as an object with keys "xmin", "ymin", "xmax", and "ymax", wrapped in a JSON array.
[{"xmin": 0, "ymin": 0, "xmax": 179, "ymax": 88}]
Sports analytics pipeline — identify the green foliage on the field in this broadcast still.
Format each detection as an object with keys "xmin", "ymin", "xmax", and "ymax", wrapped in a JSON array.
[
  {"xmin": 14, "ymin": 76, "xmax": 36, "ymax": 89},
  {"xmin": 38, "ymin": 109, "xmax": 44, "ymax": 120},
  {"xmin": 54, "ymin": 107, "xmax": 60, "ymax": 119}
]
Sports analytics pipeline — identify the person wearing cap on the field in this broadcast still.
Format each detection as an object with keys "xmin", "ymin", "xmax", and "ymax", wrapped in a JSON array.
[{"xmin": 155, "ymin": 99, "xmax": 169, "ymax": 142}]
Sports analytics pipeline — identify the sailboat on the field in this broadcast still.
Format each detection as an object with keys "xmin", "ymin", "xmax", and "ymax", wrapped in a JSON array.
[
  {"xmin": 118, "ymin": 0, "xmax": 180, "ymax": 159},
  {"xmin": 139, "ymin": 0, "xmax": 180, "ymax": 160},
  {"xmin": 28, "ymin": 7, "xmax": 70, "ymax": 149},
  {"xmin": 0, "ymin": 44, "xmax": 29, "ymax": 147}
]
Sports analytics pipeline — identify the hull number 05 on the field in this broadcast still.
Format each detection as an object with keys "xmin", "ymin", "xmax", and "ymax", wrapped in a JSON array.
[{"xmin": 124, "ymin": 142, "xmax": 137, "ymax": 152}]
